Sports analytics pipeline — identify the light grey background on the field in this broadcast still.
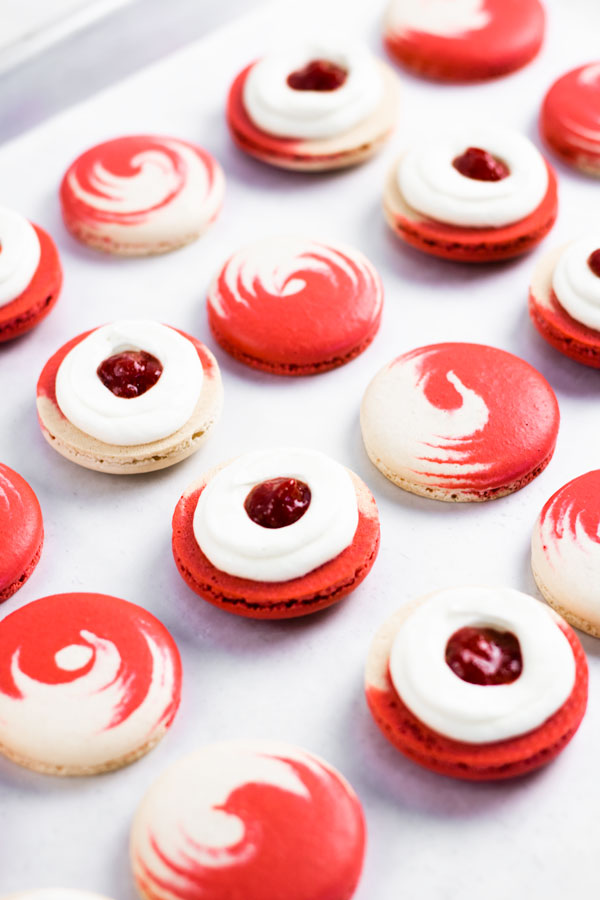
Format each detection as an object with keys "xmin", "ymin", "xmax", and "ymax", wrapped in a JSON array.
[{"xmin": 1, "ymin": 1, "xmax": 599, "ymax": 898}]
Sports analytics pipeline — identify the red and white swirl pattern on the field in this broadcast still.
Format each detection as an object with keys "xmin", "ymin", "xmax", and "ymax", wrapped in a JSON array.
[
  {"xmin": 208, "ymin": 237, "xmax": 382, "ymax": 365},
  {"xmin": 361, "ymin": 343, "xmax": 559, "ymax": 494},
  {"xmin": 0, "ymin": 593, "xmax": 181, "ymax": 772},
  {"xmin": 60, "ymin": 135, "xmax": 224, "ymax": 249},
  {"xmin": 131, "ymin": 741, "xmax": 366, "ymax": 900},
  {"xmin": 533, "ymin": 470, "xmax": 600, "ymax": 630}
]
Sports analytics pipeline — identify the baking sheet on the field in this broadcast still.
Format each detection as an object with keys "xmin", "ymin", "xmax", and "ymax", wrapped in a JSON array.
[{"xmin": 0, "ymin": 0, "xmax": 599, "ymax": 896}]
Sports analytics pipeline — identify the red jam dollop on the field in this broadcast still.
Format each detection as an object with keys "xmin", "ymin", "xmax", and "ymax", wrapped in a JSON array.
[
  {"xmin": 287, "ymin": 59, "xmax": 348, "ymax": 91},
  {"xmin": 588, "ymin": 249, "xmax": 600, "ymax": 278},
  {"xmin": 452, "ymin": 147, "xmax": 510, "ymax": 182},
  {"xmin": 445, "ymin": 626, "xmax": 522, "ymax": 686},
  {"xmin": 97, "ymin": 350, "xmax": 163, "ymax": 398},
  {"xmin": 244, "ymin": 477, "xmax": 311, "ymax": 528}
]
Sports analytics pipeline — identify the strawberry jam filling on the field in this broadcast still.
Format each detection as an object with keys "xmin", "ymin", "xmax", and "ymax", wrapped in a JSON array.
[
  {"xmin": 244, "ymin": 477, "xmax": 311, "ymax": 528},
  {"xmin": 97, "ymin": 350, "xmax": 163, "ymax": 398},
  {"xmin": 287, "ymin": 59, "xmax": 348, "ymax": 91},
  {"xmin": 452, "ymin": 147, "xmax": 510, "ymax": 182},
  {"xmin": 588, "ymin": 249, "xmax": 600, "ymax": 278},
  {"xmin": 445, "ymin": 627, "xmax": 522, "ymax": 686}
]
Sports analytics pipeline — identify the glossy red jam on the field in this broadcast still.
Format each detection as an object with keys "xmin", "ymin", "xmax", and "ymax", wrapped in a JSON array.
[
  {"xmin": 97, "ymin": 350, "xmax": 163, "ymax": 398},
  {"xmin": 445, "ymin": 627, "xmax": 522, "ymax": 686},
  {"xmin": 588, "ymin": 249, "xmax": 600, "ymax": 278},
  {"xmin": 287, "ymin": 59, "xmax": 348, "ymax": 91},
  {"xmin": 244, "ymin": 477, "xmax": 311, "ymax": 528},
  {"xmin": 452, "ymin": 147, "xmax": 510, "ymax": 182}
]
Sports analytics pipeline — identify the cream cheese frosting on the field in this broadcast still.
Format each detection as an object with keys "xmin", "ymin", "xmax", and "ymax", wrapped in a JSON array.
[
  {"xmin": 243, "ymin": 40, "xmax": 384, "ymax": 140},
  {"xmin": 193, "ymin": 448, "xmax": 359, "ymax": 581},
  {"xmin": 389, "ymin": 586, "xmax": 575, "ymax": 744},
  {"xmin": 55, "ymin": 320, "xmax": 203, "ymax": 446},
  {"xmin": 552, "ymin": 235, "xmax": 600, "ymax": 330},
  {"xmin": 0, "ymin": 208, "xmax": 40, "ymax": 308},
  {"xmin": 397, "ymin": 128, "xmax": 548, "ymax": 227}
]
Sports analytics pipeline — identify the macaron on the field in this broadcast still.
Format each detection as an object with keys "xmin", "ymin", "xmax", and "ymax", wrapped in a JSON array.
[
  {"xmin": 360, "ymin": 342, "xmax": 560, "ymax": 502},
  {"xmin": 0, "ymin": 207, "xmax": 62, "ymax": 342},
  {"xmin": 36, "ymin": 320, "xmax": 223, "ymax": 474},
  {"xmin": 131, "ymin": 740, "xmax": 366, "ymax": 900},
  {"xmin": 383, "ymin": 127, "xmax": 557, "ymax": 262},
  {"xmin": 60, "ymin": 135, "xmax": 224, "ymax": 255},
  {"xmin": 541, "ymin": 63, "xmax": 600, "ymax": 176},
  {"xmin": 383, "ymin": 0, "xmax": 545, "ymax": 81},
  {"xmin": 365, "ymin": 586, "xmax": 588, "ymax": 780},
  {"xmin": 0, "ymin": 463, "xmax": 43, "ymax": 602},
  {"xmin": 532, "ymin": 470, "xmax": 600, "ymax": 638},
  {"xmin": 207, "ymin": 236, "xmax": 383, "ymax": 374},
  {"xmin": 172, "ymin": 447, "xmax": 380, "ymax": 618},
  {"xmin": 227, "ymin": 39, "xmax": 399, "ymax": 171},
  {"xmin": 529, "ymin": 236, "xmax": 600, "ymax": 367},
  {"xmin": 0, "ymin": 593, "xmax": 181, "ymax": 775}
]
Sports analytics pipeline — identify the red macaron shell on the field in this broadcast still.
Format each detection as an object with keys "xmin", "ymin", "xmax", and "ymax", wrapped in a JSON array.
[
  {"xmin": 366, "ymin": 620, "xmax": 588, "ymax": 780},
  {"xmin": 227, "ymin": 64, "xmax": 304, "ymax": 163},
  {"xmin": 0, "ymin": 464, "xmax": 43, "ymax": 602},
  {"xmin": 385, "ymin": 162, "xmax": 558, "ymax": 262},
  {"xmin": 384, "ymin": 0, "xmax": 545, "ymax": 82},
  {"xmin": 541, "ymin": 63, "xmax": 600, "ymax": 173},
  {"xmin": 529, "ymin": 286, "xmax": 600, "ymax": 368},
  {"xmin": 0, "ymin": 225, "xmax": 62, "ymax": 342},
  {"xmin": 37, "ymin": 326, "xmax": 216, "ymax": 413},
  {"xmin": 172, "ymin": 476, "xmax": 380, "ymax": 619},
  {"xmin": 207, "ymin": 241, "xmax": 383, "ymax": 375}
]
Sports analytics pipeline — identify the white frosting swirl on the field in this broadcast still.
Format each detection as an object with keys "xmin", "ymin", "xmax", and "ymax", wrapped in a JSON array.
[
  {"xmin": 243, "ymin": 41, "xmax": 383, "ymax": 140},
  {"xmin": 55, "ymin": 320, "xmax": 203, "ymax": 446},
  {"xmin": 193, "ymin": 448, "xmax": 358, "ymax": 581},
  {"xmin": 0, "ymin": 208, "xmax": 41, "ymax": 307},
  {"xmin": 390, "ymin": 587, "xmax": 575, "ymax": 744},
  {"xmin": 398, "ymin": 128, "xmax": 549, "ymax": 227},
  {"xmin": 552, "ymin": 235, "xmax": 600, "ymax": 330},
  {"xmin": 387, "ymin": 0, "xmax": 490, "ymax": 37}
]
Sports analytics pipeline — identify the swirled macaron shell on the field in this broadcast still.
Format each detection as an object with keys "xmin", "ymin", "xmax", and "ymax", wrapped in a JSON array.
[
  {"xmin": 172, "ymin": 463, "xmax": 380, "ymax": 618},
  {"xmin": 0, "ymin": 223, "xmax": 62, "ymax": 342},
  {"xmin": 360, "ymin": 342, "xmax": 559, "ymax": 501},
  {"xmin": 529, "ymin": 244, "xmax": 600, "ymax": 368},
  {"xmin": 36, "ymin": 325, "xmax": 223, "ymax": 474},
  {"xmin": 532, "ymin": 471, "xmax": 600, "ymax": 636},
  {"xmin": 383, "ymin": 155, "xmax": 558, "ymax": 262},
  {"xmin": 60, "ymin": 135, "xmax": 224, "ymax": 255},
  {"xmin": 0, "ymin": 593, "xmax": 182, "ymax": 775},
  {"xmin": 0, "ymin": 464, "xmax": 43, "ymax": 602},
  {"xmin": 130, "ymin": 740, "xmax": 366, "ymax": 900},
  {"xmin": 226, "ymin": 60, "xmax": 399, "ymax": 171},
  {"xmin": 541, "ymin": 63, "xmax": 600, "ymax": 176},
  {"xmin": 365, "ymin": 597, "xmax": 587, "ymax": 780},
  {"xmin": 383, "ymin": 0, "xmax": 545, "ymax": 82},
  {"xmin": 207, "ymin": 237, "xmax": 383, "ymax": 374}
]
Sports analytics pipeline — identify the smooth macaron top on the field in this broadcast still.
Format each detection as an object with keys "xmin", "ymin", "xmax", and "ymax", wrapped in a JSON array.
[
  {"xmin": 131, "ymin": 740, "xmax": 366, "ymax": 900},
  {"xmin": 361, "ymin": 342, "xmax": 559, "ymax": 497},
  {"xmin": 532, "ymin": 470, "xmax": 600, "ymax": 634},
  {"xmin": 541, "ymin": 63, "xmax": 600, "ymax": 168},
  {"xmin": 0, "ymin": 593, "xmax": 182, "ymax": 773},
  {"xmin": 0, "ymin": 463, "xmax": 43, "ymax": 601},
  {"xmin": 207, "ymin": 236, "xmax": 383, "ymax": 372},
  {"xmin": 384, "ymin": 0, "xmax": 545, "ymax": 80},
  {"xmin": 60, "ymin": 135, "xmax": 224, "ymax": 252}
]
